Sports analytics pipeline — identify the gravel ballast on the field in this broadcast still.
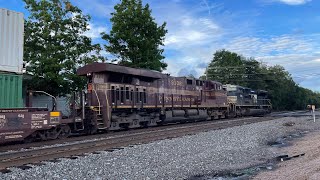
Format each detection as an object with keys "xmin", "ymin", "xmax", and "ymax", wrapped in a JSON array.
[{"xmin": 2, "ymin": 116, "xmax": 320, "ymax": 180}]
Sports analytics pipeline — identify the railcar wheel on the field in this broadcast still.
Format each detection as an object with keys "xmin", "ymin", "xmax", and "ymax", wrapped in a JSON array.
[
  {"xmin": 23, "ymin": 132, "xmax": 37, "ymax": 143},
  {"xmin": 23, "ymin": 137, "xmax": 33, "ymax": 143}
]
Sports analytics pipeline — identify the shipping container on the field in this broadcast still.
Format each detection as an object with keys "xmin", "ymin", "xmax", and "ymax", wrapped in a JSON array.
[
  {"xmin": 0, "ymin": 8, "xmax": 24, "ymax": 73},
  {"xmin": 0, "ymin": 73, "xmax": 23, "ymax": 108}
]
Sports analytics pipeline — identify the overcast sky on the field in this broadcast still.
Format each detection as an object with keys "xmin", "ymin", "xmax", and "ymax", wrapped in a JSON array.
[{"xmin": 1, "ymin": 0, "xmax": 320, "ymax": 91}]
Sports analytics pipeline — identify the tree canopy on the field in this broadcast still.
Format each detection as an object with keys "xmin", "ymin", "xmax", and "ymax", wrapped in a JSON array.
[
  {"xmin": 102, "ymin": 0, "xmax": 168, "ymax": 72},
  {"xmin": 206, "ymin": 50, "xmax": 320, "ymax": 110},
  {"xmin": 23, "ymin": 0, "xmax": 103, "ymax": 97}
]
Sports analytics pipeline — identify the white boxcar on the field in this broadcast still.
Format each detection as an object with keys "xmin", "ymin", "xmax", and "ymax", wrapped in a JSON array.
[{"xmin": 0, "ymin": 8, "xmax": 24, "ymax": 73}]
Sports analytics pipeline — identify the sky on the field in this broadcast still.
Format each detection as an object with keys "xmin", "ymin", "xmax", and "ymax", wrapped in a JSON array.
[{"xmin": 1, "ymin": 0, "xmax": 320, "ymax": 91}]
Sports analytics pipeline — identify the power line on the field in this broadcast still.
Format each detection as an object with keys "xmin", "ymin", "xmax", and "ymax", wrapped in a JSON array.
[{"xmin": 207, "ymin": 66, "xmax": 262, "ymax": 69}]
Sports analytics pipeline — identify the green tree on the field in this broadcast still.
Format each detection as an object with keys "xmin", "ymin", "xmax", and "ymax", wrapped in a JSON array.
[
  {"xmin": 24, "ymin": 0, "xmax": 103, "ymax": 96},
  {"xmin": 205, "ymin": 50, "xmax": 320, "ymax": 110},
  {"xmin": 243, "ymin": 58, "xmax": 267, "ymax": 90},
  {"xmin": 206, "ymin": 49, "xmax": 246, "ymax": 86},
  {"xmin": 102, "ymin": 0, "xmax": 167, "ymax": 71}
]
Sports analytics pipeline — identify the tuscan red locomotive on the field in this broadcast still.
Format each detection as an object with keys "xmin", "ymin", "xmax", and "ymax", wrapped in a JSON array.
[{"xmin": 76, "ymin": 63, "xmax": 230, "ymax": 133}]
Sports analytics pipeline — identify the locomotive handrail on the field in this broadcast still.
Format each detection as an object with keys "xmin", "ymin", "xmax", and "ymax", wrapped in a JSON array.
[
  {"xmin": 31, "ymin": 91, "xmax": 58, "ymax": 111},
  {"xmin": 92, "ymin": 89, "xmax": 101, "ymax": 115},
  {"xmin": 104, "ymin": 89, "xmax": 110, "ymax": 122}
]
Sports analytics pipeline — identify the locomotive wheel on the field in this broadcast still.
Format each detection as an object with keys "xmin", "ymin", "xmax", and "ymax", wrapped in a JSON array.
[
  {"xmin": 88, "ymin": 125, "xmax": 98, "ymax": 135},
  {"xmin": 58, "ymin": 125, "xmax": 71, "ymax": 139}
]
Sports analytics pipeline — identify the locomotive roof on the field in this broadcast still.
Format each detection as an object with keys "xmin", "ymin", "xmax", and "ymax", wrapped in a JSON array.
[{"xmin": 77, "ymin": 62, "xmax": 167, "ymax": 79}]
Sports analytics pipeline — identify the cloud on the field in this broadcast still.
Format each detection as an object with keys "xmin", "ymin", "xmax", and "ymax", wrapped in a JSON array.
[
  {"xmin": 201, "ymin": 0, "xmax": 211, "ymax": 15},
  {"xmin": 71, "ymin": 0, "xmax": 116, "ymax": 18},
  {"xmin": 83, "ymin": 23, "xmax": 107, "ymax": 39},
  {"xmin": 274, "ymin": 0, "xmax": 312, "ymax": 5},
  {"xmin": 178, "ymin": 67, "xmax": 198, "ymax": 77},
  {"xmin": 223, "ymin": 34, "xmax": 318, "ymax": 58},
  {"xmin": 192, "ymin": 33, "xmax": 320, "ymax": 90},
  {"xmin": 163, "ymin": 16, "xmax": 221, "ymax": 48}
]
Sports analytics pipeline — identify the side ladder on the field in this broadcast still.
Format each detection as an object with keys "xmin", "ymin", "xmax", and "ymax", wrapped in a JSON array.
[{"xmin": 91, "ymin": 106, "xmax": 108, "ymax": 130}]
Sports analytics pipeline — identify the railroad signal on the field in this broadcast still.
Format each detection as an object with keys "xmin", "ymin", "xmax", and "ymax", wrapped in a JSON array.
[{"xmin": 308, "ymin": 105, "xmax": 316, "ymax": 122}]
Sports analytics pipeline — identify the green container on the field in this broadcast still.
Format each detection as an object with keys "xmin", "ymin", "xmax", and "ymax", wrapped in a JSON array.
[{"xmin": 0, "ymin": 73, "xmax": 23, "ymax": 108}]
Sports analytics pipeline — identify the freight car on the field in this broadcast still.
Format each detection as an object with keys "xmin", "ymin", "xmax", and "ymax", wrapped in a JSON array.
[{"xmin": 0, "ymin": 91, "xmax": 72, "ymax": 144}]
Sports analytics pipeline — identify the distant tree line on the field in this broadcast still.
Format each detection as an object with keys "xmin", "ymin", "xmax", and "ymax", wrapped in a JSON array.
[{"xmin": 204, "ymin": 50, "xmax": 320, "ymax": 110}]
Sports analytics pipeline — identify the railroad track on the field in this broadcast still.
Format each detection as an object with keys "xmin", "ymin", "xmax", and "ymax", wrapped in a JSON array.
[
  {"xmin": 0, "ymin": 116, "xmax": 270, "ymax": 152},
  {"xmin": 0, "ymin": 116, "xmax": 278, "ymax": 171}
]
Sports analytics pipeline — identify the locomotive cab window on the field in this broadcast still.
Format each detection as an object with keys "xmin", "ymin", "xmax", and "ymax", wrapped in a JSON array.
[
  {"xmin": 196, "ymin": 80, "xmax": 200, "ymax": 86},
  {"xmin": 123, "ymin": 76, "xmax": 133, "ymax": 84}
]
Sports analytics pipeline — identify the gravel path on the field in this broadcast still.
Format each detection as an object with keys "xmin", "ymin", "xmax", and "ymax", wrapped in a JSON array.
[{"xmin": 2, "ymin": 116, "xmax": 320, "ymax": 180}]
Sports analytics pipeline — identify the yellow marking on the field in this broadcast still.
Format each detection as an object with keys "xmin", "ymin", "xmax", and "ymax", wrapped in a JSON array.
[
  {"xmin": 50, "ymin": 112, "xmax": 60, "ymax": 117},
  {"xmin": 143, "ymin": 105, "xmax": 158, "ymax": 108},
  {"xmin": 114, "ymin": 105, "xmax": 132, "ymax": 108}
]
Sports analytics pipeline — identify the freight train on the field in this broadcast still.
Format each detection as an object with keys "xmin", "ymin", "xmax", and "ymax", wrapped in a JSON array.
[{"xmin": 0, "ymin": 63, "xmax": 271, "ymax": 144}]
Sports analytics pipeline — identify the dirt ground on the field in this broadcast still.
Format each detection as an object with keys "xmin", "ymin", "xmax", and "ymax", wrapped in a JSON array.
[{"xmin": 254, "ymin": 130, "xmax": 320, "ymax": 180}]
